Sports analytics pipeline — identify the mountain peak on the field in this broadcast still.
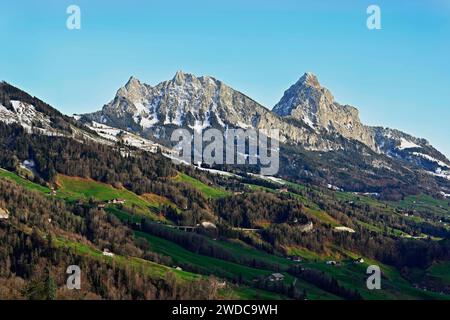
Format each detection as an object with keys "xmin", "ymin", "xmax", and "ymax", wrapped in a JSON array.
[
  {"xmin": 172, "ymin": 70, "xmax": 196, "ymax": 84},
  {"xmin": 273, "ymin": 72, "xmax": 377, "ymax": 149},
  {"xmin": 298, "ymin": 72, "xmax": 321, "ymax": 88},
  {"xmin": 173, "ymin": 70, "xmax": 185, "ymax": 79},
  {"xmin": 124, "ymin": 76, "xmax": 143, "ymax": 89},
  {"xmin": 272, "ymin": 71, "xmax": 326, "ymax": 117},
  {"xmin": 115, "ymin": 76, "xmax": 149, "ymax": 102}
]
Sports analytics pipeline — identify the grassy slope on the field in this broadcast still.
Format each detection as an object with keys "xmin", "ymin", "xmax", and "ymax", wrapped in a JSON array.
[
  {"xmin": 55, "ymin": 237, "xmax": 199, "ymax": 281},
  {"xmin": 0, "ymin": 168, "xmax": 50, "ymax": 193},
  {"xmin": 234, "ymin": 179, "xmax": 450, "ymax": 299},
  {"xmin": 135, "ymin": 231, "xmax": 282, "ymax": 281},
  {"xmin": 212, "ymin": 239, "xmax": 295, "ymax": 268},
  {"xmin": 427, "ymin": 261, "xmax": 450, "ymax": 284},
  {"xmin": 174, "ymin": 172, "xmax": 229, "ymax": 199},
  {"xmin": 16, "ymin": 211, "xmax": 285, "ymax": 300},
  {"xmin": 336, "ymin": 190, "xmax": 449, "ymax": 222},
  {"xmin": 135, "ymin": 231, "xmax": 341, "ymax": 300},
  {"xmin": 300, "ymin": 255, "xmax": 450, "ymax": 300},
  {"xmin": 389, "ymin": 194, "xmax": 450, "ymax": 216},
  {"xmin": 0, "ymin": 168, "xmax": 170, "ymax": 222},
  {"xmin": 0, "ymin": 169, "xmax": 343, "ymax": 299},
  {"xmin": 56, "ymin": 174, "xmax": 163, "ymax": 220},
  {"xmin": 228, "ymin": 286, "xmax": 287, "ymax": 300},
  {"xmin": 110, "ymin": 207, "xmax": 339, "ymax": 299}
]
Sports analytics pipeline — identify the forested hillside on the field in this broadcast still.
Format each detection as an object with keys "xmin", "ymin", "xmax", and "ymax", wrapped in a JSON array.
[{"xmin": 1, "ymin": 119, "xmax": 449, "ymax": 300}]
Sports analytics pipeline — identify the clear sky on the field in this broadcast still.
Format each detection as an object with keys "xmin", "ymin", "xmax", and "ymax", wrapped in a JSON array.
[{"xmin": 1, "ymin": 0, "xmax": 449, "ymax": 157}]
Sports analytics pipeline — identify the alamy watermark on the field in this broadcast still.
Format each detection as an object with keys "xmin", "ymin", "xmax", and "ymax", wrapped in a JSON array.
[
  {"xmin": 367, "ymin": 5, "xmax": 381, "ymax": 30},
  {"xmin": 66, "ymin": 5, "xmax": 81, "ymax": 30},
  {"xmin": 366, "ymin": 265, "xmax": 381, "ymax": 290},
  {"xmin": 66, "ymin": 265, "xmax": 81, "ymax": 290},
  {"xmin": 170, "ymin": 128, "xmax": 279, "ymax": 176}
]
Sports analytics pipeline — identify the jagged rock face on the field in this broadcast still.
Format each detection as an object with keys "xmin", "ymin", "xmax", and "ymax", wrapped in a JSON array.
[
  {"xmin": 273, "ymin": 73, "xmax": 376, "ymax": 150},
  {"xmin": 90, "ymin": 71, "xmax": 273, "ymax": 131},
  {"xmin": 83, "ymin": 71, "xmax": 339, "ymax": 151},
  {"xmin": 94, "ymin": 71, "xmax": 263, "ymax": 131}
]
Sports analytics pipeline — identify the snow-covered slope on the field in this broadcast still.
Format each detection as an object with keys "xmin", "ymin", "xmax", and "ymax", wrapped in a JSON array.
[
  {"xmin": 0, "ymin": 100, "xmax": 61, "ymax": 135},
  {"xmin": 0, "ymin": 81, "xmax": 172, "ymax": 160},
  {"xmin": 86, "ymin": 121, "xmax": 163, "ymax": 153},
  {"xmin": 0, "ymin": 81, "xmax": 80, "ymax": 137},
  {"xmin": 372, "ymin": 127, "xmax": 450, "ymax": 174}
]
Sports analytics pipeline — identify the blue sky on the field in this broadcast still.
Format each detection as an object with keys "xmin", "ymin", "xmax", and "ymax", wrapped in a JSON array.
[{"xmin": 1, "ymin": 0, "xmax": 449, "ymax": 157}]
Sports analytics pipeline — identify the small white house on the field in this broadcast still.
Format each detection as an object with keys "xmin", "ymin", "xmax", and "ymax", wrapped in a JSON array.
[
  {"xmin": 102, "ymin": 249, "xmax": 115, "ymax": 257},
  {"xmin": 201, "ymin": 221, "xmax": 217, "ymax": 229},
  {"xmin": 109, "ymin": 198, "xmax": 126, "ymax": 205},
  {"xmin": 334, "ymin": 226, "xmax": 356, "ymax": 233}
]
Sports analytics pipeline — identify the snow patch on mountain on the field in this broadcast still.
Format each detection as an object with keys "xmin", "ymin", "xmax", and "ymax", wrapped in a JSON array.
[
  {"xmin": 87, "ymin": 121, "xmax": 121, "ymax": 141},
  {"xmin": 412, "ymin": 152, "xmax": 450, "ymax": 168},
  {"xmin": 87, "ymin": 121, "xmax": 161, "ymax": 153},
  {"xmin": 0, "ymin": 100, "xmax": 56, "ymax": 135},
  {"xmin": 302, "ymin": 115, "xmax": 315, "ymax": 129},
  {"xmin": 429, "ymin": 170, "xmax": 450, "ymax": 181},
  {"xmin": 398, "ymin": 138, "xmax": 420, "ymax": 150},
  {"xmin": 189, "ymin": 118, "xmax": 211, "ymax": 132},
  {"xmin": 132, "ymin": 102, "xmax": 158, "ymax": 129}
]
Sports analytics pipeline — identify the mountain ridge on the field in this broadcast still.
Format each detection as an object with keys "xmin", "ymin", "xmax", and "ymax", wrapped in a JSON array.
[
  {"xmin": 82, "ymin": 71, "xmax": 340, "ymax": 151},
  {"xmin": 81, "ymin": 71, "xmax": 450, "ymax": 171}
]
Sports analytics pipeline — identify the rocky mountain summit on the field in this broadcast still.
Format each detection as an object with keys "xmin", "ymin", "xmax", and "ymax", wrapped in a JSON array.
[
  {"xmin": 272, "ymin": 72, "xmax": 376, "ymax": 149},
  {"xmin": 272, "ymin": 73, "xmax": 450, "ymax": 173}
]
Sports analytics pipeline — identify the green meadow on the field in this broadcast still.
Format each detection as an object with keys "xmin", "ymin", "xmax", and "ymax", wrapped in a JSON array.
[
  {"xmin": 0, "ymin": 168, "xmax": 50, "ymax": 194},
  {"xmin": 135, "ymin": 231, "xmax": 281, "ymax": 282},
  {"xmin": 55, "ymin": 237, "xmax": 199, "ymax": 282},
  {"xmin": 56, "ymin": 174, "xmax": 162, "ymax": 219},
  {"xmin": 174, "ymin": 172, "xmax": 230, "ymax": 199}
]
